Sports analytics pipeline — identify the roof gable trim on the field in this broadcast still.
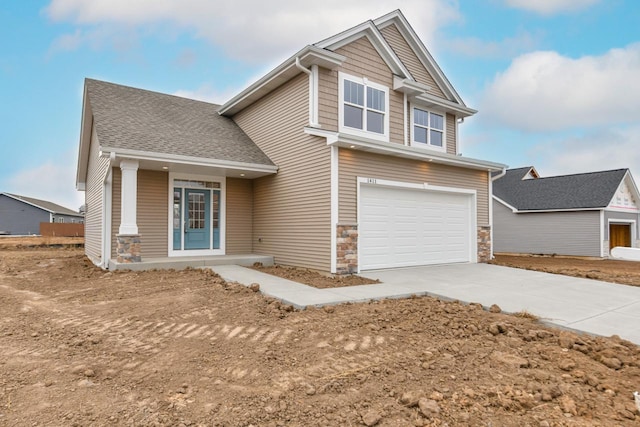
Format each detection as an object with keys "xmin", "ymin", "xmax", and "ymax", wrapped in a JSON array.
[
  {"xmin": 315, "ymin": 20, "xmax": 410, "ymax": 78},
  {"xmin": 218, "ymin": 46, "xmax": 345, "ymax": 116},
  {"xmin": 374, "ymin": 10, "xmax": 465, "ymax": 106}
]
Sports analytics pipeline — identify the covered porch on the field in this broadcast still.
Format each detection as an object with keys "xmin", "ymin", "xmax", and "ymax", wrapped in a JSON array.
[{"xmin": 108, "ymin": 253, "xmax": 274, "ymax": 271}]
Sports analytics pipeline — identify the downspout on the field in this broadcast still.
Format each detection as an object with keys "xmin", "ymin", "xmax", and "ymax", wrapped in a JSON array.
[
  {"xmin": 295, "ymin": 57, "xmax": 319, "ymax": 127},
  {"xmin": 489, "ymin": 167, "xmax": 507, "ymax": 260}
]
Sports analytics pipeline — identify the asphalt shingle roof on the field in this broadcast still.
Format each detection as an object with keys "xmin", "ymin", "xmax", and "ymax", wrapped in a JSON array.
[
  {"xmin": 493, "ymin": 167, "xmax": 628, "ymax": 211},
  {"xmin": 3, "ymin": 193, "xmax": 83, "ymax": 217},
  {"xmin": 85, "ymin": 79, "xmax": 274, "ymax": 166}
]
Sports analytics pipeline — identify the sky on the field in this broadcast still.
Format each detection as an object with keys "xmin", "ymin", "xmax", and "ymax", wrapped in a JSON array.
[{"xmin": 1, "ymin": 0, "xmax": 640, "ymax": 210}]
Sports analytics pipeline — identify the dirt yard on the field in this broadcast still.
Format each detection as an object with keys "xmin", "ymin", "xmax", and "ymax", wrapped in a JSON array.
[
  {"xmin": 251, "ymin": 264, "xmax": 379, "ymax": 288},
  {"xmin": 1, "ymin": 247, "xmax": 639, "ymax": 426},
  {"xmin": 492, "ymin": 255, "xmax": 640, "ymax": 287}
]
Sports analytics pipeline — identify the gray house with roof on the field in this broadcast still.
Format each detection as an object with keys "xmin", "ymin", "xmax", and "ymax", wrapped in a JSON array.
[
  {"xmin": 492, "ymin": 167, "xmax": 640, "ymax": 257},
  {"xmin": 0, "ymin": 193, "xmax": 84, "ymax": 235}
]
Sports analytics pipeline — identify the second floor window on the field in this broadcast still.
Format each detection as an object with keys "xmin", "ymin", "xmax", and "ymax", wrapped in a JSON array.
[
  {"xmin": 339, "ymin": 73, "xmax": 389, "ymax": 141},
  {"xmin": 413, "ymin": 107, "xmax": 444, "ymax": 149}
]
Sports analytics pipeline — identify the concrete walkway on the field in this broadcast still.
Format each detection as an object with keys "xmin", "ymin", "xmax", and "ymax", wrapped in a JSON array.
[{"xmin": 210, "ymin": 263, "xmax": 640, "ymax": 345}]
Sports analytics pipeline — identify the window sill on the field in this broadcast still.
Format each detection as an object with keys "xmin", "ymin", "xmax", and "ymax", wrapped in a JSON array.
[
  {"xmin": 339, "ymin": 126, "xmax": 389, "ymax": 143},
  {"xmin": 410, "ymin": 141, "xmax": 446, "ymax": 152}
]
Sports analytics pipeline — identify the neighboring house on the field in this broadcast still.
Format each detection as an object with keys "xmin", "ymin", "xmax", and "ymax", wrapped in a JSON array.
[
  {"xmin": 0, "ymin": 193, "xmax": 84, "ymax": 235},
  {"xmin": 76, "ymin": 10, "xmax": 505, "ymax": 273},
  {"xmin": 493, "ymin": 166, "xmax": 640, "ymax": 257}
]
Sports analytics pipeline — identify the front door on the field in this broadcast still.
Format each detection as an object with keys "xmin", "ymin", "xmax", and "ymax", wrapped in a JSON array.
[
  {"xmin": 184, "ymin": 189, "xmax": 210, "ymax": 250},
  {"xmin": 610, "ymin": 223, "xmax": 631, "ymax": 250}
]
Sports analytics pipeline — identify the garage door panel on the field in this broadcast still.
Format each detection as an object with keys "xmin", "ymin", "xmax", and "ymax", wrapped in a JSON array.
[{"xmin": 360, "ymin": 185, "xmax": 473, "ymax": 270}]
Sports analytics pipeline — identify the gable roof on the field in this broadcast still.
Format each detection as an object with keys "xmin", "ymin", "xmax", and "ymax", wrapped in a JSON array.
[
  {"xmin": 219, "ymin": 9, "xmax": 473, "ymax": 117},
  {"xmin": 1, "ymin": 193, "xmax": 83, "ymax": 217},
  {"xmin": 84, "ymin": 79, "xmax": 274, "ymax": 167},
  {"xmin": 493, "ymin": 167, "xmax": 630, "ymax": 211}
]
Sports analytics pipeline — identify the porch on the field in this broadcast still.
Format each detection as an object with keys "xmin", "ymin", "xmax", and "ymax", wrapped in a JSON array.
[{"xmin": 108, "ymin": 254, "xmax": 274, "ymax": 271}]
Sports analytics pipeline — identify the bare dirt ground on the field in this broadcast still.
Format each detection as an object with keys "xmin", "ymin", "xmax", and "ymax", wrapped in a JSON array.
[
  {"xmin": 251, "ymin": 264, "xmax": 379, "ymax": 288},
  {"xmin": 492, "ymin": 255, "xmax": 640, "ymax": 288},
  {"xmin": 0, "ymin": 236, "xmax": 84, "ymax": 249},
  {"xmin": 1, "ymin": 247, "xmax": 639, "ymax": 426}
]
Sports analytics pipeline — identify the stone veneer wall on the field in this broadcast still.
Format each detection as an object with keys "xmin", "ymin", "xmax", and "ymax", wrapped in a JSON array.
[
  {"xmin": 477, "ymin": 226, "xmax": 491, "ymax": 263},
  {"xmin": 116, "ymin": 234, "xmax": 141, "ymax": 263},
  {"xmin": 336, "ymin": 224, "xmax": 358, "ymax": 274}
]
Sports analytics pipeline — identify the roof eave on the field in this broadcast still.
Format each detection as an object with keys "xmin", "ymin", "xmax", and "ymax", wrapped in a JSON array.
[
  {"xmin": 218, "ymin": 46, "xmax": 346, "ymax": 116},
  {"xmin": 413, "ymin": 92, "xmax": 477, "ymax": 118},
  {"xmin": 76, "ymin": 82, "xmax": 93, "ymax": 190},
  {"xmin": 100, "ymin": 146, "xmax": 279, "ymax": 175},
  {"xmin": 305, "ymin": 128, "xmax": 504, "ymax": 172}
]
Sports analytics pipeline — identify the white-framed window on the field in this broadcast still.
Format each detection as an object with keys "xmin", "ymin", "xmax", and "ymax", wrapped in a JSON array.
[
  {"xmin": 411, "ymin": 106, "xmax": 446, "ymax": 151},
  {"xmin": 55, "ymin": 217, "xmax": 65, "ymax": 223},
  {"xmin": 339, "ymin": 72, "xmax": 389, "ymax": 141}
]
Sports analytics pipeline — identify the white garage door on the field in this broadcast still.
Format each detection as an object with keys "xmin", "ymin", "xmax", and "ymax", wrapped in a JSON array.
[{"xmin": 360, "ymin": 184, "xmax": 474, "ymax": 270}]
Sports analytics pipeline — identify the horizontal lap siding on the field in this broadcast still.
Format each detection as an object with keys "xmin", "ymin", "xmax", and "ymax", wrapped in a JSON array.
[
  {"xmin": 318, "ymin": 68, "xmax": 338, "ymax": 131},
  {"xmin": 233, "ymin": 74, "xmax": 331, "ymax": 271},
  {"xmin": 493, "ymin": 201, "xmax": 601, "ymax": 256},
  {"xmin": 137, "ymin": 170, "xmax": 168, "ymax": 258},
  {"xmin": 226, "ymin": 178, "xmax": 253, "ymax": 254},
  {"xmin": 339, "ymin": 149, "xmax": 489, "ymax": 225},
  {"xmin": 85, "ymin": 127, "xmax": 109, "ymax": 264},
  {"xmin": 111, "ymin": 168, "xmax": 120, "ymax": 259},
  {"xmin": 111, "ymin": 169, "xmax": 168, "ymax": 259},
  {"xmin": 446, "ymin": 113, "xmax": 456, "ymax": 155},
  {"xmin": 319, "ymin": 36, "xmax": 404, "ymax": 145},
  {"xmin": 379, "ymin": 24, "xmax": 446, "ymax": 99},
  {"xmin": 604, "ymin": 211, "xmax": 640, "ymax": 239}
]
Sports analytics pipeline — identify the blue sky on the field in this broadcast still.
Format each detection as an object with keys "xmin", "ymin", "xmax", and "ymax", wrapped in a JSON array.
[{"xmin": 1, "ymin": 0, "xmax": 639, "ymax": 210}]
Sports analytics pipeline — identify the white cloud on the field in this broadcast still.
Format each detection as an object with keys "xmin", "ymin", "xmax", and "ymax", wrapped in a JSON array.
[
  {"xmin": 44, "ymin": 0, "xmax": 460, "ymax": 62},
  {"xmin": 480, "ymin": 44, "xmax": 640, "ymax": 132},
  {"xmin": 530, "ymin": 126, "xmax": 640, "ymax": 181},
  {"xmin": 173, "ymin": 83, "xmax": 241, "ymax": 105},
  {"xmin": 444, "ymin": 30, "xmax": 541, "ymax": 59},
  {"xmin": 504, "ymin": 0, "xmax": 600, "ymax": 15},
  {"xmin": 5, "ymin": 152, "xmax": 84, "ymax": 212}
]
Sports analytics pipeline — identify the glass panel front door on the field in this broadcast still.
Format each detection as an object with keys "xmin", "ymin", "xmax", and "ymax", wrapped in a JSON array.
[
  {"xmin": 184, "ymin": 189, "xmax": 210, "ymax": 250},
  {"xmin": 172, "ymin": 183, "xmax": 221, "ymax": 252}
]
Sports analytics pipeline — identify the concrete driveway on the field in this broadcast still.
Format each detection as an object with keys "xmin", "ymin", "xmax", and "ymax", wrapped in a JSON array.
[
  {"xmin": 212, "ymin": 263, "xmax": 640, "ymax": 345},
  {"xmin": 360, "ymin": 263, "xmax": 640, "ymax": 345}
]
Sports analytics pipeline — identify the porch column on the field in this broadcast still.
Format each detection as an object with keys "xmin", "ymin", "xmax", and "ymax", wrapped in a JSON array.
[{"xmin": 116, "ymin": 159, "xmax": 141, "ymax": 263}]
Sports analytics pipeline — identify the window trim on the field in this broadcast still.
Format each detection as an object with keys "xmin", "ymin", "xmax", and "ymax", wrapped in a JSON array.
[
  {"xmin": 410, "ymin": 104, "xmax": 446, "ymax": 152},
  {"xmin": 338, "ymin": 72, "xmax": 389, "ymax": 142}
]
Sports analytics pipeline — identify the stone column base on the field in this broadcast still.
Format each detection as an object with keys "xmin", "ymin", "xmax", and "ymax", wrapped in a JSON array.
[
  {"xmin": 116, "ymin": 234, "xmax": 142, "ymax": 263},
  {"xmin": 336, "ymin": 224, "xmax": 358, "ymax": 274},
  {"xmin": 477, "ymin": 226, "xmax": 491, "ymax": 263}
]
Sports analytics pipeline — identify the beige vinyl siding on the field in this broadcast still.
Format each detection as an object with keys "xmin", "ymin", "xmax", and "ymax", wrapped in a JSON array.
[
  {"xmin": 318, "ymin": 67, "xmax": 338, "ymax": 131},
  {"xmin": 379, "ymin": 23, "xmax": 446, "ymax": 99},
  {"xmin": 233, "ymin": 73, "xmax": 332, "ymax": 271},
  {"xmin": 111, "ymin": 168, "xmax": 169, "ymax": 259},
  {"xmin": 226, "ymin": 178, "xmax": 253, "ymax": 254},
  {"xmin": 339, "ymin": 149, "xmax": 489, "ymax": 225},
  {"xmin": 84, "ymin": 126, "xmax": 109, "ymax": 265},
  {"xmin": 137, "ymin": 170, "xmax": 168, "ymax": 258},
  {"xmin": 493, "ymin": 201, "xmax": 601, "ymax": 256},
  {"xmin": 446, "ymin": 113, "xmax": 456, "ymax": 155},
  {"xmin": 111, "ymin": 168, "xmax": 120, "ymax": 259},
  {"xmin": 318, "ymin": 36, "xmax": 404, "ymax": 145}
]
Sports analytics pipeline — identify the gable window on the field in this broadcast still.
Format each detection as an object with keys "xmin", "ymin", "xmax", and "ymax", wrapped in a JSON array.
[
  {"xmin": 412, "ymin": 107, "xmax": 445, "ymax": 150},
  {"xmin": 339, "ymin": 72, "xmax": 389, "ymax": 141}
]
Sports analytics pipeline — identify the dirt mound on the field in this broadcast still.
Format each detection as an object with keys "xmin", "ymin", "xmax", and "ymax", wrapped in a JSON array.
[{"xmin": 0, "ymin": 248, "xmax": 638, "ymax": 426}]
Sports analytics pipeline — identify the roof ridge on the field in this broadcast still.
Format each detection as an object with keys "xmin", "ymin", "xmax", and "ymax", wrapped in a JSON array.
[
  {"xmin": 529, "ymin": 168, "xmax": 628, "ymax": 181},
  {"xmin": 85, "ymin": 78, "xmax": 222, "ymax": 108}
]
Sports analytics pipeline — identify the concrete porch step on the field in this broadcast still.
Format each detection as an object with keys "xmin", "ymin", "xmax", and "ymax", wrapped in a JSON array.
[{"xmin": 108, "ymin": 254, "xmax": 274, "ymax": 271}]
